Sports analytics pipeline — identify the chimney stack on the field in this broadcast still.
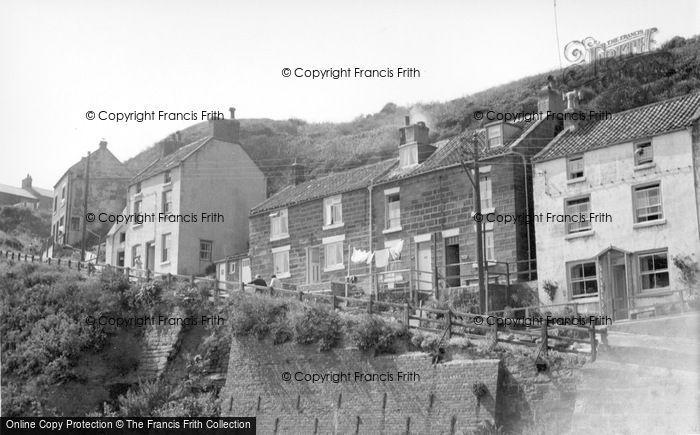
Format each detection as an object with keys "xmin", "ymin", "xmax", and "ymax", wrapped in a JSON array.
[
  {"xmin": 21, "ymin": 174, "xmax": 32, "ymax": 189},
  {"xmin": 99, "ymin": 139, "xmax": 108, "ymax": 150},
  {"xmin": 537, "ymin": 76, "xmax": 563, "ymax": 114},
  {"xmin": 563, "ymin": 90, "xmax": 582, "ymax": 131},
  {"xmin": 290, "ymin": 160, "xmax": 306, "ymax": 186},
  {"xmin": 404, "ymin": 115, "xmax": 410, "ymax": 126},
  {"xmin": 210, "ymin": 106, "xmax": 240, "ymax": 143},
  {"xmin": 161, "ymin": 133, "xmax": 181, "ymax": 157}
]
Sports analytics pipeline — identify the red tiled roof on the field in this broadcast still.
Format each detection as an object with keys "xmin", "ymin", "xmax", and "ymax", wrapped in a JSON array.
[
  {"xmin": 534, "ymin": 92, "xmax": 700, "ymax": 162},
  {"xmin": 250, "ymin": 160, "xmax": 397, "ymax": 215}
]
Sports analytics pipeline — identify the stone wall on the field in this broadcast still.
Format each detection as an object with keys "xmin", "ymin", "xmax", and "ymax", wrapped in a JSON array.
[
  {"xmin": 138, "ymin": 308, "xmax": 185, "ymax": 379},
  {"xmin": 220, "ymin": 337, "xmax": 501, "ymax": 434}
]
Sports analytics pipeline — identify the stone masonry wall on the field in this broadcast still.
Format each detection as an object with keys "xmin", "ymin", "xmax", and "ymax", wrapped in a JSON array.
[
  {"xmin": 220, "ymin": 337, "xmax": 500, "ymax": 434},
  {"xmin": 137, "ymin": 307, "xmax": 185, "ymax": 379}
]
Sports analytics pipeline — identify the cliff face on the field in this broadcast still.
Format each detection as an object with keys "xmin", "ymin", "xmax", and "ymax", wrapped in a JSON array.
[{"xmin": 220, "ymin": 337, "xmax": 500, "ymax": 434}]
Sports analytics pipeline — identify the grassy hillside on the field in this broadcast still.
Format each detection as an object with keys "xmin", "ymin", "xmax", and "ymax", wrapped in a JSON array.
[
  {"xmin": 0, "ymin": 206, "xmax": 51, "ymax": 254},
  {"xmin": 126, "ymin": 35, "xmax": 700, "ymax": 194}
]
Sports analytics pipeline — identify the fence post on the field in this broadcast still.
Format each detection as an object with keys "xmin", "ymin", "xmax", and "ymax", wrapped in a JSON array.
[
  {"xmin": 541, "ymin": 320, "xmax": 548, "ymax": 357},
  {"xmin": 589, "ymin": 324, "xmax": 597, "ymax": 362},
  {"xmin": 331, "ymin": 294, "xmax": 337, "ymax": 311},
  {"xmin": 190, "ymin": 275, "xmax": 195, "ymax": 285},
  {"xmin": 125, "ymin": 267, "xmax": 130, "ymax": 279},
  {"xmin": 68, "ymin": 259, "xmax": 72, "ymax": 269},
  {"xmin": 298, "ymin": 290, "xmax": 303, "ymax": 302},
  {"xmin": 11, "ymin": 252, "xmax": 15, "ymax": 260},
  {"xmin": 446, "ymin": 309, "xmax": 452, "ymax": 339},
  {"xmin": 240, "ymin": 281, "xmax": 246, "ymax": 293},
  {"xmin": 367, "ymin": 297, "xmax": 373, "ymax": 315},
  {"xmin": 31, "ymin": 255, "xmax": 34, "ymax": 262},
  {"xmin": 403, "ymin": 303, "xmax": 410, "ymax": 326},
  {"xmin": 48, "ymin": 257, "xmax": 51, "ymax": 265},
  {"xmin": 146, "ymin": 269, "xmax": 151, "ymax": 281}
]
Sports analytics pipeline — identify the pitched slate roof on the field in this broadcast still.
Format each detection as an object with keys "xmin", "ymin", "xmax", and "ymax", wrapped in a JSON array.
[
  {"xmin": 0, "ymin": 183, "xmax": 37, "ymax": 200},
  {"xmin": 535, "ymin": 92, "xmax": 700, "ymax": 162},
  {"xmin": 378, "ymin": 118, "xmax": 539, "ymax": 183},
  {"xmin": 30, "ymin": 187, "xmax": 53, "ymax": 198},
  {"xmin": 131, "ymin": 136, "xmax": 209, "ymax": 184},
  {"xmin": 250, "ymin": 159, "xmax": 397, "ymax": 215}
]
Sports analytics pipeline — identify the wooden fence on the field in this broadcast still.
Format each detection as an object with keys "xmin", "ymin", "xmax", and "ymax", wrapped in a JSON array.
[{"xmin": 1, "ymin": 249, "xmax": 605, "ymax": 361}]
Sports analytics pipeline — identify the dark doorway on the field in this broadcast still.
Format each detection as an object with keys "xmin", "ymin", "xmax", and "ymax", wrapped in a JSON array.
[{"xmin": 444, "ymin": 236, "xmax": 460, "ymax": 287}]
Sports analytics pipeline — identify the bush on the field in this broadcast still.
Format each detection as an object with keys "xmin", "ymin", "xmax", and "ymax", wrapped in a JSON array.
[
  {"xmin": 294, "ymin": 307, "xmax": 342, "ymax": 351},
  {"xmin": 409, "ymin": 330, "xmax": 440, "ymax": 351},
  {"xmin": 350, "ymin": 314, "xmax": 406, "ymax": 354},
  {"xmin": 152, "ymin": 392, "xmax": 219, "ymax": 417},
  {"xmin": 230, "ymin": 295, "xmax": 288, "ymax": 339},
  {"xmin": 117, "ymin": 380, "xmax": 173, "ymax": 417}
]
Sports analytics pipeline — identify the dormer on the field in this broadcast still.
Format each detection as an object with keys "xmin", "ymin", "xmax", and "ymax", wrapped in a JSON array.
[
  {"xmin": 484, "ymin": 121, "xmax": 522, "ymax": 149},
  {"xmin": 398, "ymin": 116, "xmax": 434, "ymax": 168}
]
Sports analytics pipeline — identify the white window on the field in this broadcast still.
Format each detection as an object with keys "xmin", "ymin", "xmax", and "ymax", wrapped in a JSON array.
[
  {"xmin": 638, "ymin": 250, "xmax": 669, "ymax": 291},
  {"xmin": 634, "ymin": 142, "xmax": 653, "ymax": 165},
  {"xmin": 131, "ymin": 244, "xmax": 142, "ymax": 268},
  {"xmin": 487, "ymin": 125, "xmax": 502, "ymax": 148},
  {"xmin": 200, "ymin": 240, "xmax": 213, "ymax": 261},
  {"xmin": 229, "ymin": 261, "xmax": 236, "ymax": 274},
  {"xmin": 634, "ymin": 183, "xmax": 662, "ymax": 223},
  {"xmin": 161, "ymin": 233, "xmax": 171, "ymax": 262},
  {"xmin": 565, "ymin": 196, "xmax": 591, "ymax": 233},
  {"xmin": 323, "ymin": 196, "xmax": 343, "ymax": 227},
  {"xmin": 484, "ymin": 229, "xmax": 495, "ymax": 261},
  {"xmin": 134, "ymin": 199, "xmax": 142, "ymax": 215},
  {"xmin": 480, "ymin": 175, "xmax": 492, "ymax": 210},
  {"xmin": 569, "ymin": 261, "xmax": 598, "ymax": 298},
  {"xmin": 399, "ymin": 145, "xmax": 418, "ymax": 168},
  {"xmin": 324, "ymin": 241, "xmax": 344, "ymax": 270},
  {"xmin": 567, "ymin": 155, "xmax": 584, "ymax": 179},
  {"xmin": 162, "ymin": 190, "xmax": 172, "ymax": 214},
  {"xmin": 385, "ymin": 193, "xmax": 401, "ymax": 230},
  {"xmin": 164, "ymin": 170, "xmax": 172, "ymax": 183},
  {"xmin": 272, "ymin": 246, "xmax": 290, "ymax": 277},
  {"xmin": 270, "ymin": 209, "xmax": 289, "ymax": 240}
]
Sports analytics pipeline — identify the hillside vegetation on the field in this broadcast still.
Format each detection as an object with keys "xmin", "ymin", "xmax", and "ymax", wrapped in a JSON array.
[
  {"xmin": 124, "ymin": 35, "xmax": 700, "ymax": 194},
  {"xmin": 0, "ymin": 206, "xmax": 51, "ymax": 254}
]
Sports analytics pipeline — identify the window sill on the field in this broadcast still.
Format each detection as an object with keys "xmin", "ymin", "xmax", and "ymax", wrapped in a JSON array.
[
  {"xmin": 633, "ymin": 218, "xmax": 666, "ymax": 229},
  {"xmin": 565, "ymin": 230, "xmax": 594, "ymax": 240},
  {"xmin": 324, "ymin": 264, "xmax": 345, "ymax": 272},
  {"xmin": 570, "ymin": 295, "xmax": 599, "ymax": 303},
  {"xmin": 471, "ymin": 260, "xmax": 497, "ymax": 268},
  {"xmin": 635, "ymin": 289, "xmax": 672, "ymax": 298},
  {"xmin": 475, "ymin": 207, "xmax": 495, "ymax": 215},
  {"xmin": 132, "ymin": 224, "xmax": 142, "ymax": 229},
  {"xmin": 160, "ymin": 261, "xmax": 171, "ymax": 266},
  {"xmin": 566, "ymin": 176, "xmax": 586, "ymax": 185},
  {"xmin": 134, "ymin": 193, "xmax": 143, "ymax": 199},
  {"xmin": 322, "ymin": 223, "xmax": 344, "ymax": 231},
  {"xmin": 162, "ymin": 181, "xmax": 173, "ymax": 188},
  {"xmin": 270, "ymin": 234, "xmax": 290, "ymax": 242},
  {"xmin": 276, "ymin": 272, "xmax": 291, "ymax": 279},
  {"xmin": 633, "ymin": 162, "xmax": 656, "ymax": 171},
  {"xmin": 382, "ymin": 226, "xmax": 402, "ymax": 235}
]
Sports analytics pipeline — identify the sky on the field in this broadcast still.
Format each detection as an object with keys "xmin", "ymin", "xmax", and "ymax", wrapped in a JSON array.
[{"xmin": 1, "ymin": 0, "xmax": 698, "ymax": 188}]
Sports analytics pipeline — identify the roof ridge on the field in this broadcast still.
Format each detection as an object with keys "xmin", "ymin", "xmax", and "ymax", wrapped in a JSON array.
[{"xmin": 605, "ymin": 91, "xmax": 700, "ymax": 118}]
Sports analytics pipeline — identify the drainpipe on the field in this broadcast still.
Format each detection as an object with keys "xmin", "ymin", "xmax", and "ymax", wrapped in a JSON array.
[
  {"xmin": 509, "ymin": 151, "xmax": 532, "ymax": 282},
  {"xmin": 368, "ymin": 182, "xmax": 374, "ymax": 298}
]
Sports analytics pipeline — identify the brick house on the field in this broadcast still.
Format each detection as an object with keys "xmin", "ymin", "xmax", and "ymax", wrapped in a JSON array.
[
  {"xmin": 248, "ymin": 84, "xmax": 565, "ymax": 306},
  {"xmin": 106, "ymin": 109, "xmax": 266, "ymax": 276},
  {"xmin": 0, "ymin": 174, "xmax": 52, "ymax": 210},
  {"xmin": 532, "ymin": 92, "xmax": 700, "ymax": 319},
  {"xmin": 50, "ymin": 140, "xmax": 132, "ymax": 257}
]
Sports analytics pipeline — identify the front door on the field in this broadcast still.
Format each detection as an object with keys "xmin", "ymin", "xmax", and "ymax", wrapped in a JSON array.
[
  {"xmin": 241, "ymin": 258, "xmax": 251, "ymax": 284},
  {"xmin": 416, "ymin": 241, "xmax": 433, "ymax": 293},
  {"xmin": 218, "ymin": 263, "xmax": 227, "ymax": 290},
  {"xmin": 444, "ymin": 236, "xmax": 460, "ymax": 288},
  {"xmin": 146, "ymin": 242, "xmax": 155, "ymax": 271},
  {"xmin": 307, "ymin": 247, "xmax": 320, "ymax": 284},
  {"xmin": 612, "ymin": 264, "xmax": 629, "ymax": 320}
]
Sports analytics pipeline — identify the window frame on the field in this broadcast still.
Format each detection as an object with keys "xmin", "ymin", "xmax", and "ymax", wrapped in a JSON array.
[
  {"xmin": 634, "ymin": 141, "xmax": 653, "ymax": 166},
  {"xmin": 479, "ymin": 174, "xmax": 492, "ymax": 210},
  {"xmin": 399, "ymin": 145, "xmax": 418, "ymax": 168},
  {"xmin": 564, "ymin": 195, "xmax": 591, "ymax": 234},
  {"xmin": 385, "ymin": 193, "xmax": 401, "ymax": 231},
  {"xmin": 162, "ymin": 190, "xmax": 173, "ymax": 215},
  {"xmin": 272, "ymin": 245, "xmax": 291, "ymax": 278},
  {"xmin": 164, "ymin": 170, "xmax": 172, "ymax": 184},
  {"xmin": 567, "ymin": 155, "xmax": 584, "ymax": 180},
  {"xmin": 133, "ymin": 199, "xmax": 142, "ymax": 215},
  {"xmin": 487, "ymin": 125, "xmax": 503, "ymax": 148},
  {"xmin": 199, "ymin": 239, "xmax": 213, "ymax": 262},
  {"xmin": 161, "ymin": 233, "xmax": 171, "ymax": 263},
  {"xmin": 323, "ymin": 195, "xmax": 344, "ymax": 228},
  {"xmin": 633, "ymin": 182, "xmax": 663, "ymax": 223},
  {"xmin": 568, "ymin": 260, "xmax": 599, "ymax": 299},
  {"xmin": 70, "ymin": 216, "xmax": 80, "ymax": 232},
  {"xmin": 229, "ymin": 261, "xmax": 236, "ymax": 274},
  {"xmin": 323, "ymin": 241, "xmax": 345, "ymax": 271},
  {"xmin": 638, "ymin": 249, "xmax": 670, "ymax": 292},
  {"xmin": 483, "ymin": 229, "xmax": 495, "ymax": 261},
  {"xmin": 131, "ymin": 244, "xmax": 142, "ymax": 268},
  {"xmin": 270, "ymin": 208, "xmax": 289, "ymax": 240}
]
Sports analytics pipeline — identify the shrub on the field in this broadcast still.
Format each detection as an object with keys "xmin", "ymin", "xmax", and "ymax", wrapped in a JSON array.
[
  {"xmin": 152, "ymin": 392, "xmax": 219, "ymax": 417},
  {"xmin": 350, "ymin": 314, "xmax": 406, "ymax": 354},
  {"xmin": 117, "ymin": 380, "xmax": 173, "ymax": 417},
  {"xmin": 409, "ymin": 330, "xmax": 440, "ymax": 351},
  {"xmin": 230, "ymin": 295, "xmax": 288, "ymax": 339},
  {"xmin": 294, "ymin": 307, "xmax": 342, "ymax": 351}
]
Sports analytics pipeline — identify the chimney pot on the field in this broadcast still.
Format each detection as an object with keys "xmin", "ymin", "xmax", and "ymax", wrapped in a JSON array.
[
  {"xmin": 99, "ymin": 140, "xmax": 108, "ymax": 149},
  {"xmin": 405, "ymin": 115, "xmax": 410, "ymax": 126},
  {"xmin": 229, "ymin": 107, "xmax": 236, "ymax": 119}
]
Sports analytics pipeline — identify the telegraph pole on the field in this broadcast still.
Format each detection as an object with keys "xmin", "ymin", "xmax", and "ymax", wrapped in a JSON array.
[
  {"xmin": 459, "ymin": 132, "xmax": 487, "ymax": 313},
  {"xmin": 80, "ymin": 151, "xmax": 90, "ymax": 262}
]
